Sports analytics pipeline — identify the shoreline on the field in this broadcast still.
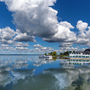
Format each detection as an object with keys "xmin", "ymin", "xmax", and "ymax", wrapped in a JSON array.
[
  {"xmin": 53, "ymin": 56, "xmax": 90, "ymax": 60},
  {"xmin": 69, "ymin": 58, "xmax": 90, "ymax": 60}
]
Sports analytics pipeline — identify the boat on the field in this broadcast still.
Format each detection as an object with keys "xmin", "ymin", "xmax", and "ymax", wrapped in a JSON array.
[
  {"xmin": 39, "ymin": 55, "xmax": 52, "ymax": 59},
  {"xmin": 69, "ymin": 53, "xmax": 90, "ymax": 59}
]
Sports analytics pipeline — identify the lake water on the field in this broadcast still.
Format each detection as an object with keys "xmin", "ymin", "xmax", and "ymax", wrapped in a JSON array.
[{"xmin": 0, "ymin": 55, "xmax": 90, "ymax": 90}]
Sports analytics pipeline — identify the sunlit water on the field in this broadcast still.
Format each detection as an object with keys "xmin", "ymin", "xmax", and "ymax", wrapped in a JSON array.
[{"xmin": 0, "ymin": 55, "xmax": 90, "ymax": 90}]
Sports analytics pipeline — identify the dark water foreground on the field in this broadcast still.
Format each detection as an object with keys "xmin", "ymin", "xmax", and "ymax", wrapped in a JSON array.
[{"xmin": 0, "ymin": 55, "xmax": 90, "ymax": 90}]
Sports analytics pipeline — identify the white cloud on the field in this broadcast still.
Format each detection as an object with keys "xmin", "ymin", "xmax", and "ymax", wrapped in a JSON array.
[
  {"xmin": 0, "ymin": 45, "xmax": 15, "ymax": 51},
  {"xmin": 0, "ymin": 0, "xmax": 77, "ymax": 44},
  {"xmin": 1, "ymin": 44, "xmax": 9, "ymax": 47},
  {"xmin": 0, "ymin": 27, "xmax": 15, "ymax": 40},
  {"xmin": 59, "ymin": 21, "xmax": 74, "ymax": 29},
  {"xmin": 43, "ymin": 21, "xmax": 76, "ymax": 43},
  {"xmin": 0, "ymin": 42, "xmax": 30, "ymax": 53},
  {"xmin": 0, "ymin": 27, "xmax": 36, "ymax": 44},
  {"xmin": 76, "ymin": 38, "xmax": 89, "ymax": 45},
  {"xmin": 14, "ymin": 42, "xmax": 29, "ymax": 47},
  {"xmin": 57, "ymin": 42, "xmax": 73, "ymax": 53},
  {"xmin": 16, "ymin": 47, "xmax": 28, "ymax": 51},
  {"xmin": 59, "ymin": 43, "xmax": 73, "ymax": 47},
  {"xmin": 1, "ymin": 0, "xmax": 58, "ymax": 38},
  {"xmin": 14, "ymin": 29, "xmax": 36, "ymax": 42},
  {"xmin": 33, "ymin": 44, "xmax": 42, "ymax": 48},
  {"xmin": 0, "ymin": 1, "xmax": 90, "ymax": 52},
  {"xmin": 30, "ymin": 44, "xmax": 53, "ymax": 53},
  {"xmin": 0, "ymin": 27, "xmax": 15, "ymax": 44},
  {"xmin": 76, "ymin": 20, "xmax": 90, "ymax": 46},
  {"xmin": 0, "ymin": 0, "xmax": 56, "ymax": 11},
  {"xmin": 76, "ymin": 20, "xmax": 88, "ymax": 33},
  {"xmin": 55, "ymin": 46, "xmax": 82, "ymax": 53}
]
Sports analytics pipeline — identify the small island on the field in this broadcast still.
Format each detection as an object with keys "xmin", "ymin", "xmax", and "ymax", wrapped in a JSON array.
[
  {"xmin": 44, "ymin": 51, "xmax": 72, "ymax": 60},
  {"xmin": 44, "ymin": 49, "xmax": 90, "ymax": 60}
]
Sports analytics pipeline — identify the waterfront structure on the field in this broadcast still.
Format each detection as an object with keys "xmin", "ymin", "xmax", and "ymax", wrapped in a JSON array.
[
  {"xmin": 84, "ymin": 49, "xmax": 90, "ymax": 54},
  {"xmin": 69, "ymin": 53, "xmax": 90, "ymax": 59},
  {"xmin": 39, "ymin": 55, "xmax": 52, "ymax": 59},
  {"xmin": 68, "ymin": 59, "xmax": 90, "ymax": 64}
]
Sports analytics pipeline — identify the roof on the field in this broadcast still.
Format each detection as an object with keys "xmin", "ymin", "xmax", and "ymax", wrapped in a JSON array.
[{"xmin": 84, "ymin": 49, "xmax": 90, "ymax": 54}]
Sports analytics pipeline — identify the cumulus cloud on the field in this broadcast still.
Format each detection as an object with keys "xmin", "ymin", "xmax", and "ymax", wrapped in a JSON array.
[
  {"xmin": 0, "ymin": 27, "xmax": 15, "ymax": 44},
  {"xmin": 0, "ymin": 1, "xmax": 90, "ymax": 52},
  {"xmin": 14, "ymin": 29, "xmax": 36, "ymax": 42},
  {"xmin": 76, "ymin": 20, "xmax": 90, "ymax": 46},
  {"xmin": 56, "ymin": 46, "xmax": 81, "ymax": 53},
  {"xmin": 30, "ymin": 44, "xmax": 53, "ymax": 53},
  {"xmin": 0, "ymin": 27, "xmax": 36, "ymax": 45},
  {"xmin": 76, "ymin": 20, "xmax": 88, "ymax": 33},
  {"xmin": 1, "ymin": 44, "xmax": 9, "ymax": 47},
  {"xmin": 16, "ymin": 47, "xmax": 28, "ymax": 51},
  {"xmin": 0, "ymin": 27, "xmax": 15, "ymax": 40},
  {"xmin": 0, "ymin": 45, "xmax": 15, "ymax": 52},
  {"xmin": 1, "ymin": 40, "xmax": 13, "ymax": 44},
  {"xmin": 59, "ymin": 21, "xmax": 74, "ymax": 29},
  {"xmin": 57, "ymin": 42, "xmax": 73, "ymax": 53},
  {"xmin": 43, "ymin": 21, "xmax": 76, "ymax": 43},
  {"xmin": 0, "ymin": 0, "xmax": 77, "ymax": 44},
  {"xmin": 0, "ymin": 42, "xmax": 30, "ymax": 53},
  {"xmin": 14, "ymin": 42, "xmax": 29, "ymax": 47},
  {"xmin": 59, "ymin": 43, "xmax": 73, "ymax": 47},
  {"xmin": 0, "ymin": 0, "xmax": 58, "ymax": 37},
  {"xmin": 33, "ymin": 44, "xmax": 42, "ymax": 48}
]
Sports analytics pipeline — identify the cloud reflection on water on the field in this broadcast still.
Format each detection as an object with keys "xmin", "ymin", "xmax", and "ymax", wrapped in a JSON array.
[
  {"xmin": 0, "ymin": 56, "xmax": 35, "ymax": 87},
  {"xmin": 0, "ymin": 56, "xmax": 90, "ymax": 90}
]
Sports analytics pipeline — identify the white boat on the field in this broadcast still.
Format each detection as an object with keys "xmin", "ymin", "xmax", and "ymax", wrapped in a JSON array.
[{"xmin": 39, "ymin": 55, "xmax": 52, "ymax": 59}]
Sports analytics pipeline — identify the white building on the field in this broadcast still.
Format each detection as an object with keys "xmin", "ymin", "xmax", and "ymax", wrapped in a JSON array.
[{"xmin": 69, "ymin": 53, "xmax": 90, "ymax": 59}]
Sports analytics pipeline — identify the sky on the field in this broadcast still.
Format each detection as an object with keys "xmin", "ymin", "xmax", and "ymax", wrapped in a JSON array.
[{"xmin": 0, "ymin": 0, "xmax": 90, "ymax": 54}]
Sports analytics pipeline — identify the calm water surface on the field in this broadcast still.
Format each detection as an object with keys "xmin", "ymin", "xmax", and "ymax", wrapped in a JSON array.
[{"xmin": 0, "ymin": 55, "xmax": 90, "ymax": 90}]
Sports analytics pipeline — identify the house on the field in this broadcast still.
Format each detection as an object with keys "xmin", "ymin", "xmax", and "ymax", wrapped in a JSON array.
[{"xmin": 84, "ymin": 49, "xmax": 90, "ymax": 54}]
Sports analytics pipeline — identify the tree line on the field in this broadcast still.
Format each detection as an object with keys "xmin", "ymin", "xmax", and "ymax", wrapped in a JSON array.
[
  {"xmin": 44, "ymin": 51, "xmax": 57, "ymax": 56},
  {"xmin": 60, "ymin": 51, "xmax": 75, "ymax": 56},
  {"xmin": 44, "ymin": 51, "xmax": 75, "ymax": 56}
]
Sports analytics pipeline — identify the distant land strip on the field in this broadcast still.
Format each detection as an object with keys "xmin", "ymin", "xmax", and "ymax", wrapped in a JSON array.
[{"xmin": 0, "ymin": 54, "xmax": 42, "ymax": 56}]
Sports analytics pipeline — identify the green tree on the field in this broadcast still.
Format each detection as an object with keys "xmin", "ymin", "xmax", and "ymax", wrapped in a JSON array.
[
  {"xmin": 48, "ymin": 52, "xmax": 52, "ymax": 55},
  {"xmin": 52, "ymin": 51, "xmax": 57, "ymax": 56},
  {"xmin": 44, "ymin": 53, "xmax": 47, "ymax": 55},
  {"xmin": 60, "ymin": 53, "xmax": 63, "ymax": 55},
  {"xmin": 73, "ymin": 51, "xmax": 75, "ymax": 53},
  {"xmin": 60, "ymin": 51, "xmax": 72, "ymax": 56}
]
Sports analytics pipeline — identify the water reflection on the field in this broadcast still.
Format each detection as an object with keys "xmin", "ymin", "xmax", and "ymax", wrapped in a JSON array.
[
  {"xmin": 72, "ymin": 76, "xmax": 83, "ymax": 90},
  {"xmin": 0, "ymin": 56, "xmax": 90, "ymax": 90},
  {"xmin": 33, "ymin": 58, "xmax": 54, "ymax": 67}
]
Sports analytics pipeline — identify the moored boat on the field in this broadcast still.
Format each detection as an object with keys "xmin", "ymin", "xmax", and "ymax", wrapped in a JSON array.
[{"xmin": 39, "ymin": 55, "xmax": 52, "ymax": 59}]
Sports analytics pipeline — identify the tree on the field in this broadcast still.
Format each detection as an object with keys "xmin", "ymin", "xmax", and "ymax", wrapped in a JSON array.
[
  {"xmin": 60, "ymin": 53, "xmax": 63, "ymax": 55},
  {"xmin": 48, "ymin": 52, "xmax": 52, "ymax": 55},
  {"xmin": 60, "ymin": 51, "xmax": 72, "ymax": 56},
  {"xmin": 73, "ymin": 51, "xmax": 75, "ymax": 53},
  {"xmin": 52, "ymin": 51, "xmax": 57, "ymax": 56},
  {"xmin": 63, "ymin": 51, "xmax": 69, "ymax": 55},
  {"xmin": 44, "ymin": 53, "xmax": 47, "ymax": 55}
]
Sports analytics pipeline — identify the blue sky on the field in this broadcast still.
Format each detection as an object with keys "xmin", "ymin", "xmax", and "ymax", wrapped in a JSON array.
[
  {"xmin": 0, "ymin": 0, "xmax": 89, "ymax": 54},
  {"xmin": 54, "ymin": 0, "xmax": 90, "ymax": 26}
]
